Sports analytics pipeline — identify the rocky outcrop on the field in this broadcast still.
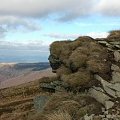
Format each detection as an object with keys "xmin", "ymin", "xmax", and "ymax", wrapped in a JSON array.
[
  {"xmin": 49, "ymin": 36, "xmax": 111, "ymax": 89},
  {"xmin": 36, "ymin": 30, "xmax": 120, "ymax": 120}
]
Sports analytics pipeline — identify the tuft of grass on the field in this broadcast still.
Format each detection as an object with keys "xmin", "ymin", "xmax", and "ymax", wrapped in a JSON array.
[
  {"xmin": 56, "ymin": 65, "xmax": 71, "ymax": 78},
  {"xmin": 107, "ymin": 30, "xmax": 120, "ymax": 41},
  {"xmin": 86, "ymin": 59, "xmax": 110, "ymax": 74},
  {"xmin": 61, "ymin": 69, "xmax": 92, "ymax": 87},
  {"xmin": 46, "ymin": 110, "xmax": 72, "ymax": 120}
]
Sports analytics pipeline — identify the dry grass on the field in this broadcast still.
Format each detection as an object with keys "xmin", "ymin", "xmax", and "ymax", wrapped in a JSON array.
[
  {"xmin": 56, "ymin": 65, "xmax": 71, "ymax": 78},
  {"xmin": 36, "ymin": 92, "xmax": 102, "ymax": 120},
  {"xmin": 86, "ymin": 59, "xmax": 110, "ymax": 74},
  {"xmin": 0, "ymin": 80, "xmax": 40, "ymax": 102},
  {"xmin": 0, "ymin": 77, "xmax": 55, "ymax": 120},
  {"xmin": 50, "ymin": 41, "xmax": 71, "ymax": 58},
  {"xmin": 107, "ymin": 30, "xmax": 120, "ymax": 41},
  {"xmin": 46, "ymin": 110, "xmax": 72, "ymax": 120},
  {"xmin": 61, "ymin": 70, "xmax": 92, "ymax": 87},
  {"xmin": 49, "ymin": 35, "xmax": 111, "ymax": 86},
  {"xmin": 38, "ymin": 76, "xmax": 58, "ymax": 83},
  {"xmin": 69, "ymin": 52, "xmax": 87, "ymax": 71},
  {"xmin": 108, "ymin": 30, "xmax": 120, "ymax": 37}
]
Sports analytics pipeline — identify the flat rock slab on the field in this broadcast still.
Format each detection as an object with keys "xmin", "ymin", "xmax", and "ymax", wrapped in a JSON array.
[
  {"xmin": 33, "ymin": 95, "xmax": 50, "ymax": 112},
  {"xmin": 114, "ymin": 51, "xmax": 120, "ymax": 62},
  {"xmin": 105, "ymin": 101, "xmax": 114, "ymax": 110},
  {"xmin": 112, "ymin": 71, "xmax": 120, "ymax": 83},
  {"xmin": 88, "ymin": 87, "xmax": 110, "ymax": 105}
]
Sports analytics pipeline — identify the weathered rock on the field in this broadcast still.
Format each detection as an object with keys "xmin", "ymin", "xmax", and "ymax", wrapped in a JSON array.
[
  {"xmin": 33, "ymin": 95, "xmax": 50, "ymax": 112},
  {"xmin": 115, "ymin": 45, "xmax": 120, "ymax": 49},
  {"xmin": 94, "ymin": 75, "xmax": 120, "ymax": 98},
  {"xmin": 109, "ymin": 41, "xmax": 120, "ymax": 45},
  {"xmin": 97, "ymin": 41, "xmax": 110, "ymax": 47},
  {"xmin": 111, "ymin": 64, "xmax": 120, "ymax": 72},
  {"xmin": 114, "ymin": 51, "xmax": 120, "ymax": 62},
  {"xmin": 95, "ymin": 75, "xmax": 116, "ymax": 98},
  {"xmin": 103, "ymin": 85, "xmax": 116, "ymax": 98},
  {"xmin": 88, "ymin": 87, "xmax": 110, "ymax": 105},
  {"xmin": 39, "ymin": 80, "xmax": 66, "ymax": 92},
  {"xmin": 104, "ymin": 101, "xmax": 114, "ymax": 110},
  {"xmin": 48, "ymin": 54, "xmax": 61, "ymax": 72},
  {"xmin": 112, "ymin": 71, "xmax": 120, "ymax": 83},
  {"xmin": 107, "ymin": 83, "xmax": 120, "ymax": 92},
  {"xmin": 116, "ymin": 91, "xmax": 120, "ymax": 97},
  {"xmin": 84, "ymin": 114, "xmax": 95, "ymax": 120},
  {"xmin": 107, "ymin": 48, "xmax": 114, "ymax": 51},
  {"xmin": 94, "ymin": 74, "xmax": 107, "ymax": 82}
]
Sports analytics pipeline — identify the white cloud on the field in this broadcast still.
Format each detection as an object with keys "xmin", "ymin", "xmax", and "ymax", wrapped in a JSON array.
[
  {"xmin": 0, "ymin": 40, "xmax": 50, "ymax": 52},
  {"xmin": 0, "ymin": 16, "xmax": 40, "ymax": 31},
  {"xmin": 44, "ymin": 33, "xmax": 81, "ymax": 39},
  {"xmin": 0, "ymin": 26, "xmax": 7, "ymax": 38},
  {"xmin": 44, "ymin": 32, "xmax": 109, "ymax": 39},
  {"xmin": 0, "ymin": 0, "xmax": 119, "ymax": 24},
  {"xmin": 0, "ymin": 0, "xmax": 95, "ymax": 19},
  {"xmin": 96, "ymin": 0, "xmax": 120, "ymax": 16},
  {"xmin": 0, "ymin": 0, "xmax": 119, "ymax": 38},
  {"xmin": 0, "ymin": 16, "xmax": 40, "ymax": 38},
  {"xmin": 86, "ymin": 32, "xmax": 109, "ymax": 38},
  {"xmin": 0, "ymin": 0, "xmax": 119, "ymax": 20}
]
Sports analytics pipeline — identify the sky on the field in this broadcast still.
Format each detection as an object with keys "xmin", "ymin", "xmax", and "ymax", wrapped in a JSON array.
[{"xmin": 0, "ymin": 0, "xmax": 120, "ymax": 62}]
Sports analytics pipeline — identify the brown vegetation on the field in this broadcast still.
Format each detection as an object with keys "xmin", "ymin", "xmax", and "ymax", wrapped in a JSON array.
[
  {"xmin": 107, "ymin": 30, "xmax": 120, "ymax": 41},
  {"xmin": 29, "ymin": 92, "xmax": 102, "ymax": 120},
  {"xmin": 49, "ymin": 36, "xmax": 111, "ymax": 88}
]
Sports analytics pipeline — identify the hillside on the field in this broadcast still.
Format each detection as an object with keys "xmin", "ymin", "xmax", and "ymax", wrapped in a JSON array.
[
  {"xmin": 0, "ymin": 62, "xmax": 50, "ymax": 82},
  {"xmin": 0, "ymin": 30, "xmax": 120, "ymax": 120},
  {"xmin": 0, "ymin": 62, "xmax": 55, "ymax": 89}
]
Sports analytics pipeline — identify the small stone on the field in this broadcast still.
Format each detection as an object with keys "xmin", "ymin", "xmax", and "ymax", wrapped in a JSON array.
[
  {"xmin": 109, "ymin": 41, "xmax": 120, "ymax": 45},
  {"xmin": 94, "ymin": 74, "xmax": 106, "ymax": 82},
  {"xmin": 104, "ymin": 111, "xmax": 108, "ymax": 115},
  {"xmin": 111, "ymin": 64, "xmax": 120, "ymax": 72},
  {"xmin": 109, "ymin": 83, "xmax": 120, "ymax": 92},
  {"xmin": 98, "ymin": 41, "xmax": 110, "ymax": 46},
  {"xmin": 99, "ymin": 115, "xmax": 105, "ymax": 118},
  {"xmin": 116, "ymin": 101, "xmax": 119, "ymax": 103},
  {"xmin": 116, "ymin": 91, "xmax": 120, "ymax": 97},
  {"xmin": 88, "ymin": 87, "xmax": 110, "ymax": 105},
  {"xmin": 102, "ymin": 107, "xmax": 105, "ymax": 113},
  {"xmin": 116, "ymin": 110, "xmax": 119, "ymax": 115},
  {"xmin": 84, "ymin": 114, "xmax": 94, "ymax": 120},
  {"xmin": 106, "ymin": 114, "xmax": 112, "ymax": 118},
  {"xmin": 103, "ymin": 85, "xmax": 116, "ymax": 98},
  {"xmin": 93, "ymin": 86, "xmax": 104, "ymax": 92},
  {"xmin": 115, "ymin": 45, "xmax": 120, "ymax": 49},
  {"xmin": 107, "ymin": 48, "xmax": 114, "ymax": 51},
  {"xmin": 112, "ymin": 71, "xmax": 120, "ymax": 83},
  {"xmin": 114, "ymin": 51, "xmax": 120, "ymax": 62},
  {"xmin": 33, "ymin": 95, "xmax": 50, "ymax": 112},
  {"xmin": 95, "ymin": 75, "xmax": 117, "ymax": 98},
  {"xmin": 105, "ymin": 101, "xmax": 114, "ymax": 110},
  {"xmin": 103, "ymin": 118, "xmax": 108, "ymax": 120}
]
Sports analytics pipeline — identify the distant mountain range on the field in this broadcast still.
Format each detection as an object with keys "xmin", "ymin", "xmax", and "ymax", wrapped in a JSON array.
[{"xmin": 0, "ymin": 62, "xmax": 55, "ymax": 89}]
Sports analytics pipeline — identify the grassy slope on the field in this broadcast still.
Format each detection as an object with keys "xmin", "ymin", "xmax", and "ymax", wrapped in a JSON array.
[{"xmin": 0, "ymin": 77, "xmax": 52, "ymax": 120}]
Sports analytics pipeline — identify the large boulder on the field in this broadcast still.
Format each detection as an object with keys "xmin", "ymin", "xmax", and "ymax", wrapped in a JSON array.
[{"xmin": 49, "ymin": 36, "xmax": 111, "ymax": 88}]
